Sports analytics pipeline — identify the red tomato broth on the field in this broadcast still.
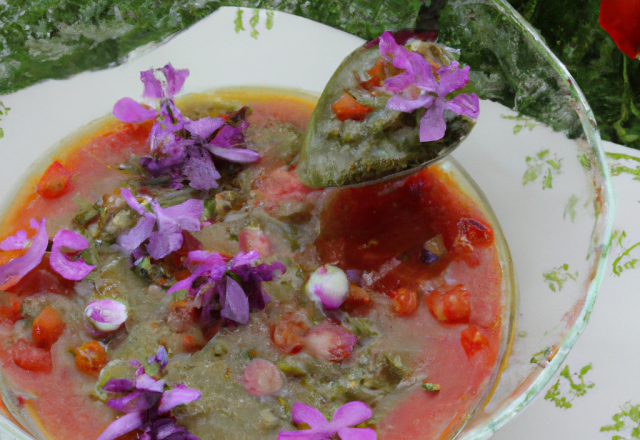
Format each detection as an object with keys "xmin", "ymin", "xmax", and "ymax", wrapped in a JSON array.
[
  {"xmin": 0, "ymin": 89, "xmax": 507, "ymax": 440},
  {"xmin": 316, "ymin": 167, "xmax": 503, "ymax": 438}
]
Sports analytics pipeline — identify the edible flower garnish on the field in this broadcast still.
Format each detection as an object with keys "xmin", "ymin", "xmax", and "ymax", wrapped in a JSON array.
[
  {"xmin": 167, "ymin": 250, "xmax": 285, "ymax": 325},
  {"xmin": 278, "ymin": 401, "xmax": 376, "ymax": 440},
  {"xmin": 148, "ymin": 345, "xmax": 169, "ymax": 371},
  {"xmin": 116, "ymin": 188, "xmax": 204, "ymax": 261},
  {"xmin": 85, "ymin": 300, "xmax": 128, "ymax": 333},
  {"xmin": 97, "ymin": 362, "xmax": 201, "ymax": 440},
  {"xmin": 304, "ymin": 264, "xmax": 349, "ymax": 309},
  {"xmin": 0, "ymin": 219, "xmax": 94, "ymax": 289},
  {"xmin": 376, "ymin": 31, "xmax": 479, "ymax": 143},
  {"xmin": 113, "ymin": 64, "xmax": 260, "ymax": 190}
]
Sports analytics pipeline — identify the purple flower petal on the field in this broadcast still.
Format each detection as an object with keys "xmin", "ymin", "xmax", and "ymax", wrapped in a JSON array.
[
  {"xmin": 158, "ymin": 384, "xmax": 201, "ymax": 413},
  {"xmin": 155, "ymin": 199, "xmax": 204, "ymax": 233},
  {"xmin": 337, "ymin": 427, "xmax": 377, "ymax": 440},
  {"xmin": 135, "ymin": 373, "xmax": 165, "ymax": 393},
  {"xmin": 50, "ymin": 229, "xmax": 95, "ymax": 280},
  {"xmin": 160, "ymin": 63, "xmax": 189, "ymax": 98},
  {"xmin": 386, "ymin": 91, "xmax": 434, "ymax": 114},
  {"xmin": 148, "ymin": 345, "xmax": 168, "ymax": 370},
  {"xmin": 420, "ymin": 248, "xmax": 440, "ymax": 264},
  {"xmin": 184, "ymin": 117, "xmax": 225, "ymax": 140},
  {"xmin": 209, "ymin": 123, "xmax": 246, "ymax": 149},
  {"xmin": 419, "ymin": 101, "xmax": 447, "ymax": 143},
  {"xmin": 435, "ymin": 62, "xmax": 470, "ymax": 97},
  {"xmin": 96, "ymin": 412, "xmax": 143, "ymax": 440},
  {"xmin": 103, "ymin": 379, "xmax": 135, "ymax": 393},
  {"xmin": 228, "ymin": 251, "xmax": 260, "ymax": 276},
  {"xmin": 208, "ymin": 146, "xmax": 261, "ymax": 163},
  {"xmin": 0, "ymin": 218, "xmax": 48, "ymax": 290},
  {"xmin": 147, "ymin": 225, "xmax": 183, "ymax": 260},
  {"xmin": 291, "ymin": 402, "xmax": 330, "ymax": 429},
  {"xmin": 141, "ymin": 69, "xmax": 164, "ymax": 100},
  {"xmin": 182, "ymin": 150, "xmax": 221, "ymax": 191},
  {"xmin": 0, "ymin": 230, "xmax": 28, "ymax": 250},
  {"xmin": 444, "ymin": 93, "xmax": 480, "ymax": 120},
  {"xmin": 113, "ymin": 97, "xmax": 158, "ymax": 123},
  {"xmin": 116, "ymin": 214, "xmax": 156, "ymax": 255},
  {"xmin": 121, "ymin": 188, "xmax": 148, "ymax": 216},
  {"xmin": 85, "ymin": 299, "xmax": 128, "ymax": 333},
  {"xmin": 331, "ymin": 401, "xmax": 373, "ymax": 427},
  {"xmin": 107, "ymin": 390, "xmax": 162, "ymax": 413},
  {"xmin": 220, "ymin": 277, "xmax": 250, "ymax": 325}
]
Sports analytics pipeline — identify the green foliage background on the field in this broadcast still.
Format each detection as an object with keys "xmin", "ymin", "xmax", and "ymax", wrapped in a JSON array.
[{"xmin": 0, "ymin": 0, "xmax": 638, "ymax": 149}]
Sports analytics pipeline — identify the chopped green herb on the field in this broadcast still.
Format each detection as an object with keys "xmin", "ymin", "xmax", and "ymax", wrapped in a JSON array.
[
  {"xmin": 544, "ymin": 363, "xmax": 594, "ymax": 409},
  {"xmin": 422, "ymin": 383, "xmax": 440, "ymax": 392},
  {"xmin": 578, "ymin": 154, "xmax": 591, "ymax": 171},
  {"xmin": 543, "ymin": 263, "xmax": 577, "ymax": 292},
  {"xmin": 601, "ymin": 401, "xmax": 640, "ymax": 439}
]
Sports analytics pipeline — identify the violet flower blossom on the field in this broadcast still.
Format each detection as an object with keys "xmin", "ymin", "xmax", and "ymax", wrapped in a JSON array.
[
  {"xmin": 115, "ymin": 188, "xmax": 204, "ymax": 261},
  {"xmin": 278, "ymin": 401, "xmax": 376, "ymax": 440},
  {"xmin": 148, "ymin": 345, "xmax": 169, "ymax": 371},
  {"xmin": 113, "ymin": 63, "xmax": 260, "ymax": 190},
  {"xmin": 0, "ymin": 219, "xmax": 95, "ymax": 290},
  {"xmin": 85, "ymin": 299, "xmax": 128, "ymax": 334},
  {"xmin": 377, "ymin": 31, "xmax": 480, "ymax": 143},
  {"xmin": 97, "ymin": 362, "xmax": 201, "ymax": 440},
  {"xmin": 167, "ymin": 250, "xmax": 286, "ymax": 326}
]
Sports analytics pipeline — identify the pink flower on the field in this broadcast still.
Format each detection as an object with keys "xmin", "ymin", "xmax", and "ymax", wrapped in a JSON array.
[
  {"xmin": 278, "ymin": 401, "xmax": 376, "ymax": 440},
  {"xmin": 377, "ymin": 31, "xmax": 480, "ymax": 143},
  {"xmin": 0, "ymin": 219, "xmax": 95, "ymax": 289}
]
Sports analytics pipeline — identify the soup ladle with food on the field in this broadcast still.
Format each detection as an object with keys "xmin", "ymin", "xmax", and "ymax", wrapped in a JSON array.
[{"xmin": 296, "ymin": 31, "xmax": 480, "ymax": 188}]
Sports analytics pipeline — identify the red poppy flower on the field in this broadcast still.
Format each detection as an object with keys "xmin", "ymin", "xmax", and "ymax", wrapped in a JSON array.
[{"xmin": 599, "ymin": 0, "xmax": 640, "ymax": 59}]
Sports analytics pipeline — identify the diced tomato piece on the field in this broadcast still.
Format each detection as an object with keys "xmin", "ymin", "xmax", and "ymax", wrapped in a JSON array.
[
  {"xmin": 36, "ymin": 161, "xmax": 73, "ymax": 199},
  {"xmin": 426, "ymin": 285, "xmax": 471, "ymax": 324},
  {"xmin": 361, "ymin": 59, "xmax": 386, "ymax": 91},
  {"xmin": 460, "ymin": 325, "xmax": 489, "ymax": 358},
  {"xmin": 32, "ymin": 306, "xmax": 65, "ymax": 349},
  {"xmin": 331, "ymin": 92, "xmax": 374, "ymax": 122},
  {"xmin": 272, "ymin": 315, "xmax": 308, "ymax": 354},
  {"xmin": 11, "ymin": 339, "xmax": 52, "ymax": 373},
  {"xmin": 390, "ymin": 287, "xmax": 419, "ymax": 316},
  {"xmin": 239, "ymin": 227, "xmax": 273, "ymax": 257},
  {"xmin": 0, "ymin": 301, "xmax": 22, "ymax": 324},
  {"xmin": 340, "ymin": 284, "xmax": 372, "ymax": 313},
  {"xmin": 181, "ymin": 335, "xmax": 204, "ymax": 353},
  {"xmin": 454, "ymin": 218, "xmax": 493, "ymax": 252},
  {"xmin": 303, "ymin": 321, "xmax": 357, "ymax": 362},
  {"xmin": 74, "ymin": 341, "xmax": 107, "ymax": 376}
]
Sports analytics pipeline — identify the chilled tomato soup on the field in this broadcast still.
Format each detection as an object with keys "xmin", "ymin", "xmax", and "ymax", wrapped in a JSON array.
[{"xmin": 0, "ymin": 86, "xmax": 511, "ymax": 440}]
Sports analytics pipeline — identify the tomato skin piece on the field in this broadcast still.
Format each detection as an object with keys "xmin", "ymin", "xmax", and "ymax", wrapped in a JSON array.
[
  {"xmin": 390, "ymin": 287, "xmax": 419, "ymax": 316},
  {"xmin": 454, "ymin": 218, "xmax": 493, "ymax": 252},
  {"xmin": 0, "ymin": 301, "xmax": 22, "ymax": 324},
  {"xmin": 32, "ymin": 306, "xmax": 65, "ymax": 350},
  {"xmin": 74, "ymin": 341, "xmax": 107, "ymax": 376},
  {"xmin": 460, "ymin": 325, "xmax": 489, "ymax": 358},
  {"xmin": 340, "ymin": 283, "xmax": 372, "ymax": 313},
  {"xmin": 361, "ymin": 59, "xmax": 386, "ymax": 91},
  {"xmin": 11, "ymin": 339, "xmax": 53, "ymax": 373},
  {"xmin": 36, "ymin": 161, "xmax": 73, "ymax": 199},
  {"xmin": 331, "ymin": 92, "xmax": 374, "ymax": 122},
  {"xmin": 426, "ymin": 285, "xmax": 471, "ymax": 324},
  {"xmin": 272, "ymin": 317, "xmax": 308, "ymax": 354}
]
